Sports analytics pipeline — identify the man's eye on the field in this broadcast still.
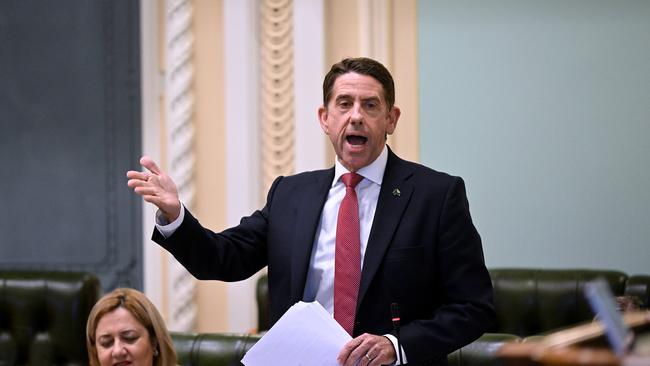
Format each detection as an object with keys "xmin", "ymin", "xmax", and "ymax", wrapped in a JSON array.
[{"xmin": 365, "ymin": 101, "xmax": 378, "ymax": 109}]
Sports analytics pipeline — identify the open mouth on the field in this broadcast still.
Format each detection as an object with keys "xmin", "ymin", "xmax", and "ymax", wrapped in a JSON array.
[{"xmin": 346, "ymin": 135, "xmax": 367, "ymax": 145}]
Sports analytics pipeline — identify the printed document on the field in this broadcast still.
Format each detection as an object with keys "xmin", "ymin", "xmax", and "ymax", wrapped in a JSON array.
[{"xmin": 241, "ymin": 301, "xmax": 351, "ymax": 366}]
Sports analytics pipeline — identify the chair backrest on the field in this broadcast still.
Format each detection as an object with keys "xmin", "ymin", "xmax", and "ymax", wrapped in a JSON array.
[
  {"xmin": 254, "ymin": 268, "xmax": 650, "ymax": 340},
  {"xmin": 447, "ymin": 333, "xmax": 521, "ymax": 366},
  {"xmin": 255, "ymin": 274, "xmax": 269, "ymax": 332},
  {"xmin": 172, "ymin": 332, "xmax": 262, "ymax": 366},
  {"xmin": 489, "ymin": 268, "xmax": 650, "ymax": 337},
  {"xmin": 0, "ymin": 271, "xmax": 100, "ymax": 365},
  {"xmin": 623, "ymin": 274, "xmax": 650, "ymax": 309}
]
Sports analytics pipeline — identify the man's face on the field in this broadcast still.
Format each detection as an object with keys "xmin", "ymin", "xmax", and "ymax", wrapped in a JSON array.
[{"xmin": 318, "ymin": 72, "xmax": 400, "ymax": 172}]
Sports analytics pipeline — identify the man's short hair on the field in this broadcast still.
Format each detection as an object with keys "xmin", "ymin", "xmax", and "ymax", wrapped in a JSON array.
[{"xmin": 322, "ymin": 57, "xmax": 395, "ymax": 110}]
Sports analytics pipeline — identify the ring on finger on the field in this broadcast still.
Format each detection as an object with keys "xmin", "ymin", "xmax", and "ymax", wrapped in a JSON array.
[{"xmin": 365, "ymin": 353, "xmax": 372, "ymax": 361}]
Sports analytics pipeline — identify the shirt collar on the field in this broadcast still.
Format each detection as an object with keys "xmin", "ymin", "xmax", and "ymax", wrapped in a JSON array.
[{"xmin": 333, "ymin": 145, "xmax": 388, "ymax": 187}]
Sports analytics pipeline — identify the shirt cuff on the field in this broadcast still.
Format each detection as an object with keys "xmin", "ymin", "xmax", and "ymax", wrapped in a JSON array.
[
  {"xmin": 155, "ymin": 204, "xmax": 185, "ymax": 238},
  {"xmin": 383, "ymin": 334, "xmax": 408, "ymax": 365}
]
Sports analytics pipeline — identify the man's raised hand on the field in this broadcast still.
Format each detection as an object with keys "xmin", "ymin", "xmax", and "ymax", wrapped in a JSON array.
[{"xmin": 126, "ymin": 156, "xmax": 181, "ymax": 223}]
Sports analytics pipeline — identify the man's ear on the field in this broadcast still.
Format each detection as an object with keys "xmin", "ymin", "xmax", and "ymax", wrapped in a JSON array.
[
  {"xmin": 318, "ymin": 105, "xmax": 329, "ymax": 134},
  {"xmin": 386, "ymin": 105, "xmax": 401, "ymax": 135}
]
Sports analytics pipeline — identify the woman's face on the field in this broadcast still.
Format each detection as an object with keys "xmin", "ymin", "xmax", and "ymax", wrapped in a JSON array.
[{"xmin": 94, "ymin": 307, "xmax": 155, "ymax": 366}]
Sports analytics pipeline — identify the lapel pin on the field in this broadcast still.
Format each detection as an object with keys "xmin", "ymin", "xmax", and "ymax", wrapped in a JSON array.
[{"xmin": 392, "ymin": 188, "xmax": 401, "ymax": 197}]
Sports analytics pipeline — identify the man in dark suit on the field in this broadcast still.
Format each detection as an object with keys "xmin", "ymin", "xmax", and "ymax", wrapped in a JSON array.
[{"xmin": 128, "ymin": 57, "xmax": 494, "ymax": 365}]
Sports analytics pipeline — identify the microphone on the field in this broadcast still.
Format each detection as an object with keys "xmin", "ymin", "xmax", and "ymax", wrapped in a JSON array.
[{"xmin": 391, "ymin": 302, "xmax": 403, "ymax": 365}]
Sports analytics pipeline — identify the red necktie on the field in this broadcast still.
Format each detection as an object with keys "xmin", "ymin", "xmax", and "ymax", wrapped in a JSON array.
[{"xmin": 334, "ymin": 172, "xmax": 364, "ymax": 335}]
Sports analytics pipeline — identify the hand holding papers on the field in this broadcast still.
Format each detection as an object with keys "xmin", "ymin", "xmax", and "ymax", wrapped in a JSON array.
[{"xmin": 242, "ymin": 301, "xmax": 352, "ymax": 366}]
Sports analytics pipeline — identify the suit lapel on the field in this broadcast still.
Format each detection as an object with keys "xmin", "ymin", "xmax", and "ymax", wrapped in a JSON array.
[
  {"xmin": 289, "ymin": 168, "xmax": 334, "ymax": 303},
  {"xmin": 357, "ymin": 149, "xmax": 414, "ymax": 309}
]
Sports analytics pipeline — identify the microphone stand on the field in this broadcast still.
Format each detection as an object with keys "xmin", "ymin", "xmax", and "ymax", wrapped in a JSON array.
[{"xmin": 391, "ymin": 303, "xmax": 403, "ymax": 365}]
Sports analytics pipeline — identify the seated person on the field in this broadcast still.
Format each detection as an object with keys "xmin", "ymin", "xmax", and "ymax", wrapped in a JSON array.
[{"xmin": 86, "ymin": 288, "xmax": 178, "ymax": 366}]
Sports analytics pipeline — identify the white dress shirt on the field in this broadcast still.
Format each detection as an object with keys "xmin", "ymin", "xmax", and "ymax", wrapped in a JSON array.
[{"xmin": 301, "ymin": 146, "xmax": 385, "ymax": 311}]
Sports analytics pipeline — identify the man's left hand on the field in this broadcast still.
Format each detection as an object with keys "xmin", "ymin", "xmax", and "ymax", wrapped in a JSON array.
[{"xmin": 337, "ymin": 333, "xmax": 396, "ymax": 366}]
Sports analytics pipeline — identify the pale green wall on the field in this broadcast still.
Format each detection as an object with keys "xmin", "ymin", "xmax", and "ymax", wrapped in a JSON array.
[{"xmin": 418, "ymin": 1, "xmax": 650, "ymax": 274}]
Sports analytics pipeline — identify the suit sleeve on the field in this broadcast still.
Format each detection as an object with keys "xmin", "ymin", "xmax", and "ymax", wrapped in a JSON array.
[
  {"xmin": 399, "ymin": 177, "xmax": 496, "ymax": 362},
  {"xmin": 151, "ymin": 176, "xmax": 284, "ymax": 281}
]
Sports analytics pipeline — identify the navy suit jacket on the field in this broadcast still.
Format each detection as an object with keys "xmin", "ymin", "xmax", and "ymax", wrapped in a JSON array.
[{"xmin": 153, "ymin": 148, "xmax": 495, "ymax": 365}]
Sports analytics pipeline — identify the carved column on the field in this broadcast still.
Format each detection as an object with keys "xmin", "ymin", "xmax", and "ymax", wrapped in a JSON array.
[
  {"xmin": 164, "ymin": 0, "xmax": 197, "ymax": 332},
  {"xmin": 260, "ymin": 0, "xmax": 295, "ymax": 197}
]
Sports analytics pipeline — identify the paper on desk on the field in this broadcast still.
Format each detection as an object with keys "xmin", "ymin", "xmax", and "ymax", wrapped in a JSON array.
[{"xmin": 241, "ymin": 301, "xmax": 352, "ymax": 366}]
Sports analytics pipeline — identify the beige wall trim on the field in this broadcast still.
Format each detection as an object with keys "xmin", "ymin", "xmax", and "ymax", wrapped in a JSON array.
[
  {"xmin": 192, "ymin": 0, "xmax": 228, "ymax": 333},
  {"xmin": 164, "ymin": 0, "xmax": 197, "ymax": 332},
  {"xmin": 294, "ymin": 0, "xmax": 326, "ymax": 172},
  {"xmin": 390, "ymin": 0, "xmax": 419, "ymax": 162},
  {"xmin": 358, "ymin": 0, "xmax": 391, "ymax": 67},
  {"xmin": 224, "ymin": 0, "xmax": 263, "ymax": 333},
  {"xmin": 141, "ymin": 0, "xmax": 165, "ymax": 313}
]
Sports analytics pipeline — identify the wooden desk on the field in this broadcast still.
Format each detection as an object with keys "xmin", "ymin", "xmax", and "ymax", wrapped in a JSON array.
[{"xmin": 497, "ymin": 312, "xmax": 650, "ymax": 366}]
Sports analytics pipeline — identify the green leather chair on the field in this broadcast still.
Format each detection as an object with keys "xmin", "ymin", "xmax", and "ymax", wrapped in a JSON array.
[
  {"xmin": 0, "ymin": 271, "xmax": 100, "ymax": 365},
  {"xmin": 257, "ymin": 269, "xmax": 650, "ymax": 336},
  {"xmin": 447, "ymin": 333, "xmax": 521, "ymax": 366},
  {"xmin": 172, "ymin": 332, "xmax": 261, "ymax": 366},
  {"xmin": 489, "ymin": 268, "xmax": 650, "ymax": 337}
]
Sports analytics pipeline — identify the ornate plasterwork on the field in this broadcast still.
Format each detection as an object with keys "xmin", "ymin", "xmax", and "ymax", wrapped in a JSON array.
[
  {"xmin": 260, "ymin": 0, "xmax": 295, "ymax": 197},
  {"xmin": 165, "ymin": 0, "xmax": 197, "ymax": 332}
]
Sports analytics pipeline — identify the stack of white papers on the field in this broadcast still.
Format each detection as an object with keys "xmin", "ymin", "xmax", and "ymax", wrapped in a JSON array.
[{"xmin": 242, "ymin": 301, "xmax": 352, "ymax": 366}]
